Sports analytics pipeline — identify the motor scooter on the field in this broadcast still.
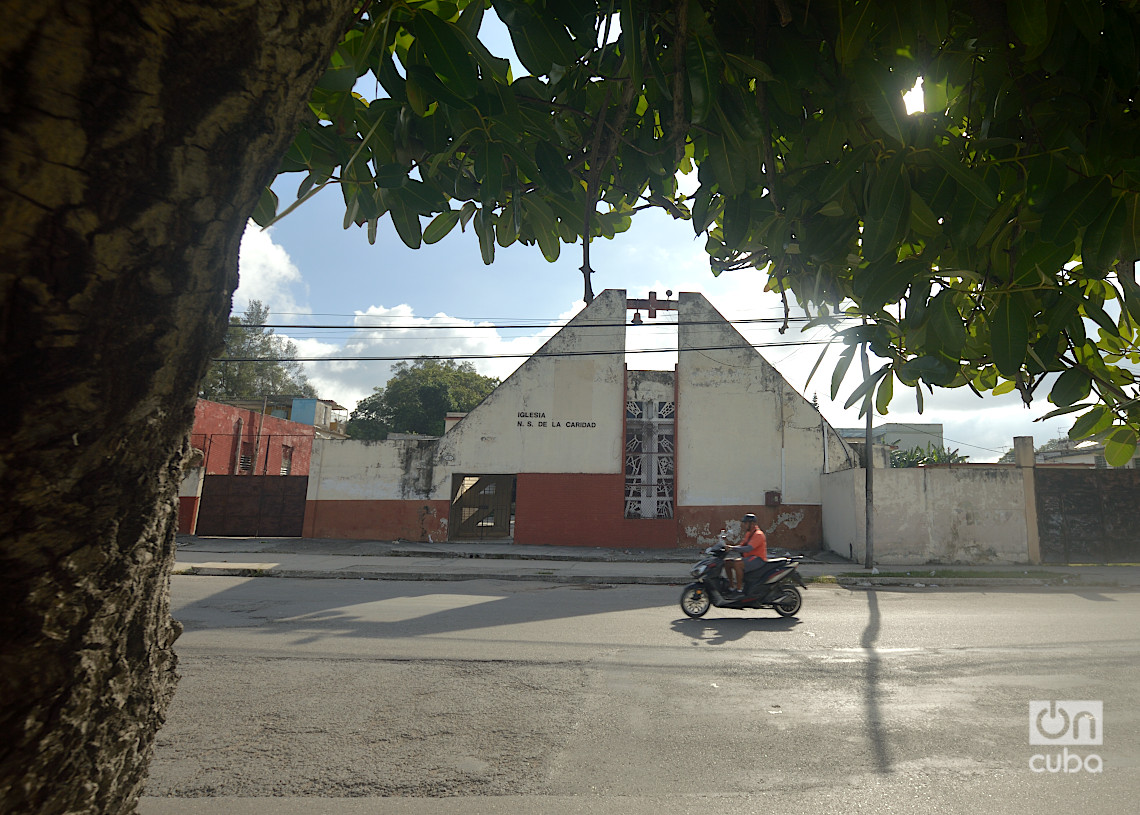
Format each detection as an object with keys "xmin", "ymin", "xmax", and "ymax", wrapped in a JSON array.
[{"xmin": 679, "ymin": 534, "xmax": 805, "ymax": 618}]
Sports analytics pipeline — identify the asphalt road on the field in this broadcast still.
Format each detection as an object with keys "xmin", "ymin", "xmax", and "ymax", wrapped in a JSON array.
[{"xmin": 142, "ymin": 576, "xmax": 1140, "ymax": 814}]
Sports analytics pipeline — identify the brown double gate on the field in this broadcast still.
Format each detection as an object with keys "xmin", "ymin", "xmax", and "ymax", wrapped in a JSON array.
[
  {"xmin": 195, "ymin": 475, "xmax": 309, "ymax": 537},
  {"xmin": 1036, "ymin": 469, "xmax": 1140, "ymax": 563}
]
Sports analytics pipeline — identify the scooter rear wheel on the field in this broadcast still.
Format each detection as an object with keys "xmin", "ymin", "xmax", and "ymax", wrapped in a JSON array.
[
  {"xmin": 680, "ymin": 585, "xmax": 711, "ymax": 618},
  {"xmin": 773, "ymin": 586, "xmax": 802, "ymax": 617}
]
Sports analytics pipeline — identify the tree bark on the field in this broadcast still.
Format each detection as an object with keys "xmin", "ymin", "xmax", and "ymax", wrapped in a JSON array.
[{"xmin": 0, "ymin": 2, "xmax": 356, "ymax": 812}]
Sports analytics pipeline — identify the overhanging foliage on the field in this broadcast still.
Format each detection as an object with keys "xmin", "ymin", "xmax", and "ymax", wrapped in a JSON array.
[{"xmin": 259, "ymin": 0, "xmax": 1140, "ymax": 463}]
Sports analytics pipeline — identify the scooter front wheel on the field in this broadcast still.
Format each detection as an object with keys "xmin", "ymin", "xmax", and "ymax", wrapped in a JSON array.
[
  {"xmin": 680, "ymin": 584, "xmax": 711, "ymax": 618},
  {"xmin": 773, "ymin": 586, "xmax": 802, "ymax": 618}
]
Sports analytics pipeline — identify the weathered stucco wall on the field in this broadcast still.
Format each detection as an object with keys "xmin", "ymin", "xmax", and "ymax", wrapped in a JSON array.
[
  {"xmin": 176, "ymin": 466, "xmax": 203, "ymax": 534},
  {"xmin": 822, "ymin": 466, "xmax": 1032, "ymax": 564},
  {"xmin": 432, "ymin": 289, "xmax": 627, "ymax": 489},
  {"xmin": 676, "ymin": 292, "xmax": 856, "ymax": 511},
  {"xmin": 301, "ymin": 290, "xmax": 856, "ymax": 548},
  {"xmin": 301, "ymin": 437, "xmax": 448, "ymax": 540},
  {"xmin": 190, "ymin": 398, "xmax": 315, "ymax": 475},
  {"xmin": 305, "ymin": 437, "xmax": 439, "ymax": 502}
]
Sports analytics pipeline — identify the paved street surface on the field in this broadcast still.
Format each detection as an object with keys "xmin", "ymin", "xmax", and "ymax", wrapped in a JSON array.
[{"xmin": 142, "ymin": 576, "xmax": 1139, "ymax": 814}]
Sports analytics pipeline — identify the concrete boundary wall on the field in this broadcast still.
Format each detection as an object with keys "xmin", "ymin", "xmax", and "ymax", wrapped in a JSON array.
[{"xmin": 822, "ymin": 465, "xmax": 1032, "ymax": 565}]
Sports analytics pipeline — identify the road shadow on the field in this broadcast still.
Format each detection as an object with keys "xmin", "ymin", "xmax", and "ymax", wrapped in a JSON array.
[
  {"xmin": 670, "ymin": 615, "xmax": 800, "ymax": 645},
  {"xmin": 170, "ymin": 575, "xmax": 679, "ymax": 644},
  {"xmin": 862, "ymin": 590, "xmax": 891, "ymax": 774}
]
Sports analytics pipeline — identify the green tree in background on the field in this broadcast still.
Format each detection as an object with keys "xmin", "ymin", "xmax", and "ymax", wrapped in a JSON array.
[
  {"xmin": 348, "ymin": 359, "xmax": 499, "ymax": 439},
  {"xmin": 890, "ymin": 443, "xmax": 970, "ymax": 468},
  {"xmin": 199, "ymin": 300, "xmax": 318, "ymax": 401},
  {"xmin": 258, "ymin": 0, "xmax": 1140, "ymax": 464}
]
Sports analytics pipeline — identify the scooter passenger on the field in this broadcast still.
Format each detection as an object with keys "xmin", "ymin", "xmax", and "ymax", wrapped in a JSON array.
[{"xmin": 723, "ymin": 513, "xmax": 767, "ymax": 596}]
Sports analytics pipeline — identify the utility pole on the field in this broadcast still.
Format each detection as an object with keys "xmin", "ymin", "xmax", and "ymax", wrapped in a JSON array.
[{"xmin": 861, "ymin": 338, "xmax": 874, "ymax": 569}]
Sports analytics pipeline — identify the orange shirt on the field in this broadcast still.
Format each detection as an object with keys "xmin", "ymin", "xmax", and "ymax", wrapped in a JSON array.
[{"xmin": 740, "ymin": 527, "xmax": 767, "ymax": 560}]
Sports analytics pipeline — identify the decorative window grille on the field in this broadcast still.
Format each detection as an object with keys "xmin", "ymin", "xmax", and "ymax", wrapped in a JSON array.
[{"xmin": 624, "ymin": 399, "xmax": 675, "ymax": 519}]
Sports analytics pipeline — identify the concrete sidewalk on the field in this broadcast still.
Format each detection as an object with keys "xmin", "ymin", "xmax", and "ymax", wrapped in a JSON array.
[{"xmin": 174, "ymin": 536, "xmax": 1140, "ymax": 589}]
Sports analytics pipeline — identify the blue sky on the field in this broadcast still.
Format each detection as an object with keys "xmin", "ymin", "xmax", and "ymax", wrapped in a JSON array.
[{"xmin": 229, "ymin": 18, "xmax": 1061, "ymax": 463}]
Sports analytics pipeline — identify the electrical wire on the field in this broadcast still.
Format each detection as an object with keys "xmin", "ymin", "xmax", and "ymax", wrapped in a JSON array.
[{"xmin": 214, "ymin": 339, "xmax": 832, "ymax": 363}]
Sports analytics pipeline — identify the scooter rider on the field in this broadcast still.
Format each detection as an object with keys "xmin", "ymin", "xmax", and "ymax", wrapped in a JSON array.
[{"xmin": 724, "ymin": 513, "xmax": 767, "ymax": 596}]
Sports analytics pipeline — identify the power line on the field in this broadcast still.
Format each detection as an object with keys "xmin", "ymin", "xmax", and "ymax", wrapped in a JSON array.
[
  {"xmin": 214, "ymin": 339, "xmax": 833, "ymax": 363},
  {"xmin": 232, "ymin": 315, "xmax": 858, "ymax": 331}
]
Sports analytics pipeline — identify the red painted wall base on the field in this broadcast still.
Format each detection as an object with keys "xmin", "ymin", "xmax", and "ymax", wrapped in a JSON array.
[
  {"xmin": 297, "ymin": 482, "xmax": 823, "ymax": 550},
  {"xmin": 303, "ymin": 499, "xmax": 451, "ymax": 541},
  {"xmin": 678, "ymin": 505, "xmax": 822, "ymax": 551},
  {"xmin": 515, "ymin": 473, "xmax": 676, "ymax": 548},
  {"xmin": 177, "ymin": 497, "xmax": 198, "ymax": 535}
]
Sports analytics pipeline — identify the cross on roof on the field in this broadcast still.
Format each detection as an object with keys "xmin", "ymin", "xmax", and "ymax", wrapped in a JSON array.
[{"xmin": 626, "ymin": 291, "xmax": 677, "ymax": 318}]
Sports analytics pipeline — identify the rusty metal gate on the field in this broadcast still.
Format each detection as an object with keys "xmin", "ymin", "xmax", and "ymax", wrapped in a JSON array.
[
  {"xmin": 450, "ymin": 474, "xmax": 515, "ymax": 539},
  {"xmin": 1036, "ymin": 469, "xmax": 1140, "ymax": 563},
  {"xmin": 195, "ymin": 475, "xmax": 309, "ymax": 537}
]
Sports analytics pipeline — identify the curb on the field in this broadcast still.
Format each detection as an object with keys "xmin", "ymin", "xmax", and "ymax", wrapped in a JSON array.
[
  {"xmin": 171, "ymin": 565, "xmax": 1130, "ymax": 589},
  {"xmin": 172, "ymin": 565, "xmax": 682, "ymax": 585}
]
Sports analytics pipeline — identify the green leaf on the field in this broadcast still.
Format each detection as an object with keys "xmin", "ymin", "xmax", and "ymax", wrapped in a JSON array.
[
  {"xmin": 861, "ymin": 151, "xmax": 911, "ymax": 261},
  {"xmin": 1042, "ymin": 175, "xmax": 1111, "ymax": 245},
  {"xmin": 898, "ymin": 355, "xmax": 957, "ymax": 387},
  {"xmin": 687, "ymin": 38, "xmax": 716, "ymax": 125},
  {"xmin": 459, "ymin": 200, "xmax": 478, "ymax": 229},
  {"xmin": 831, "ymin": 344, "xmax": 857, "ymax": 400},
  {"xmin": 534, "ymin": 141, "xmax": 575, "ymax": 195},
  {"xmin": 413, "ymin": 11, "xmax": 478, "ymax": 100},
  {"xmin": 1025, "ymin": 153, "xmax": 1070, "ymax": 212},
  {"xmin": 494, "ymin": 0, "xmax": 578, "ymax": 76},
  {"xmin": 875, "ymin": 369, "xmax": 894, "ymax": 415},
  {"xmin": 724, "ymin": 53, "xmax": 775, "ymax": 81},
  {"xmin": 315, "ymin": 66, "xmax": 358, "ymax": 93},
  {"xmin": 704, "ymin": 127, "xmax": 747, "ymax": 196},
  {"xmin": 990, "ymin": 294, "xmax": 1031, "ymax": 377},
  {"xmin": 854, "ymin": 257, "xmax": 923, "ymax": 312},
  {"xmin": 927, "ymin": 290, "xmax": 966, "ymax": 361},
  {"xmin": 1069, "ymin": 405, "xmax": 1110, "ymax": 439},
  {"xmin": 1082, "ymin": 295, "xmax": 1120, "ymax": 338},
  {"xmin": 908, "ymin": 191, "xmax": 941, "ymax": 236},
  {"xmin": 1014, "ymin": 238, "xmax": 1077, "ymax": 286},
  {"xmin": 993, "ymin": 379, "xmax": 1018, "ymax": 395},
  {"xmin": 928, "ymin": 149, "xmax": 997, "ymax": 211},
  {"xmin": 844, "ymin": 362, "xmax": 890, "ymax": 412},
  {"xmin": 1082, "ymin": 193, "xmax": 1127, "ymax": 273},
  {"xmin": 859, "ymin": 64, "xmax": 910, "ymax": 146},
  {"xmin": 818, "ymin": 143, "xmax": 875, "ymax": 202},
  {"xmin": 721, "ymin": 193, "xmax": 751, "ymax": 249},
  {"xmin": 837, "ymin": 0, "xmax": 876, "ymax": 64},
  {"xmin": 388, "ymin": 190, "xmax": 423, "ymax": 249},
  {"xmin": 1104, "ymin": 426, "xmax": 1138, "ymax": 466},
  {"xmin": 804, "ymin": 342, "xmax": 831, "ymax": 390},
  {"xmin": 473, "ymin": 207, "xmax": 496, "ymax": 264},
  {"xmin": 423, "ymin": 209, "xmax": 461, "ymax": 244},
  {"xmin": 1050, "ymin": 368, "xmax": 1092, "ymax": 407},
  {"xmin": 1008, "ymin": 0, "xmax": 1050, "ymax": 49},
  {"xmin": 251, "ymin": 186, "xmax": 278, "ymax": 227},
  {"xmin": 1063, "ymin": 0, "xmax": 1104, "ymax": 43}
]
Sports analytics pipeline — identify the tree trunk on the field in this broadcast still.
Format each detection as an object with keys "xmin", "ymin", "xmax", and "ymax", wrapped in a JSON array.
[{"xmin": 0, "ymin": 2, "xmax": 356, "ymax": 812}]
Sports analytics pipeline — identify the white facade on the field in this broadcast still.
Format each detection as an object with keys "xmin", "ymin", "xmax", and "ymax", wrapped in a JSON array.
[{"xmin": 302, "ymin": 290, "xmax": 858, "ymax": 549}]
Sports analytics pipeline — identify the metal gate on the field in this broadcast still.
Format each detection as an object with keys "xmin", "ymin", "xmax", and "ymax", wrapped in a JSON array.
[
  {"xmin": 450, "ymin": 474, "xmax": 515, "ymax": 539},
  {"xmin": 1036, "ymin": 469, "xmax": 1140, "ymax": 563},
  {"xmin": 195, "ymin": 475, "xmax": 309, "ymax": 537}
]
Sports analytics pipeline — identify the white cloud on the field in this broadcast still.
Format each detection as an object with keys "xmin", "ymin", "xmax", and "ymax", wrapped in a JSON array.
[
  {"xmin": 278, "ymin": 302, "xmax": 587, "ymax": 412},
  {"xmin": 235, "ymin": 224, "xmax": 311, "ymax": 317}
]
